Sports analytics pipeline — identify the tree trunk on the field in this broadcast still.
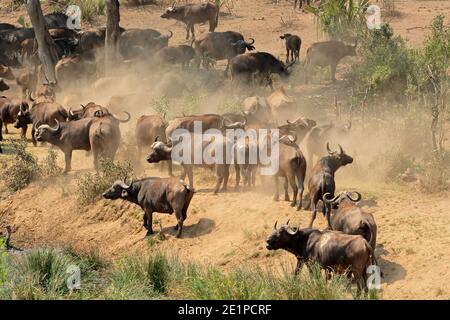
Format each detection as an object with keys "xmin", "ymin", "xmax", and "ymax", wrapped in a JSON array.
[
  {"xmin": 26, "ymin": 0, "xmax": 58, "ymax": 83},
  {"xmin": 105, "ymin": 0, "xmax": 120, "ymax": 76}
]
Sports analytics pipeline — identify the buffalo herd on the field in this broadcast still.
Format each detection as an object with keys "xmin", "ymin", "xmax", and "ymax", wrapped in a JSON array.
[{"xmin": 0, "ymin": 2, "xmax": 380, "ymax": 294}]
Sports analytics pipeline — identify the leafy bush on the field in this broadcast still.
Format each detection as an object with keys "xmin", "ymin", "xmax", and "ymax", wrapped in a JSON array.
[
  {"xmin": 1, "ymin": 139, "xmax": 41, "ymax": 192},
  {"xmin": 348, "ymin": 24, "xmax": 414, "ymax": 101},
  {"xmin": 306, "ymin": 0, "xmax": 369, "ymax": 40},
  {"xmin": 76, "ymin": 158, "xmax": 134, "ymax": 205},
  {"xmin": 41, "ymin": 149, "xmax": 63, "ymax": 177}
]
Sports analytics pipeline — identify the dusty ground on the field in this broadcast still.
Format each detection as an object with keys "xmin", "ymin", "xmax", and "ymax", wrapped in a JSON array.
[{"xmin": 1, "ymin": 0, "xmax": 450, "ymax": 300}]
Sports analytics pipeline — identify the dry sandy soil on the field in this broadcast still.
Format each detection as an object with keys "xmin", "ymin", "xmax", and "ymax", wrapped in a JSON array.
[{"xmin": 1, "ymin": 0, "xmax": 450, "ymax": 300}]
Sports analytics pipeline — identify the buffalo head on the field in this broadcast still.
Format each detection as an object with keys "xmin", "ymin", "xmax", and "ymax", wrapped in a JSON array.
[
  {"xmin": 34, "ymin": 119, "xmax": 61, "ymax": 142},
  {"xmin": 266, "ymin": 220, "xmax": 300, "ymax": 250},
  {"xmin": 326, "ymin": 143, "xmax": 353, "ymax": 166},
  {"xmin": 146, "ymin": 138, "xmax": 173, "ymax": 163},
  {"xmin": 102, "ymin": 180, "xmax": 133, "ymax": 200}
]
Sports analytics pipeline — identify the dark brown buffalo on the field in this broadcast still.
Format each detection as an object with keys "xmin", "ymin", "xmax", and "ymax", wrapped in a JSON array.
[
  {"xmin": 118, "ymin": 28, "xmax": 173, "ymax": 59},
  {"xmin": 0, "ymin": 79, "xmax": 9, "ymax": 92},
  {"xmin": 154, "ymin": 45, "xmax": 195, "ymax": 69},
  {"xmin": 280, "ymin": 33, "xmax": 301, "ymax": 63},
  {"xmin": 34, "ymin": 116, "xmax": 121, "ymax": 172},
  {"xmin": 0, "ymin": 28, "xmax": 35, "ymax": 66},
  {"xmin": 135, "ymin": 115, "xmax": 168, "ymax": 159},
  {"xmin": 305, "ymin": 121, "xmax": 351, "ymax": 168},
  {"xmin": 14, "ymin": 101, "xmax": 68, "ymax": 146},
  {"xmin": 103, "ymin": 177, "xmax": 195, "ymax": 238},
  {"xmin": 0, "ymin": 96, "xmax": 28, "ymax": 135},
  {"xmin": 193, "ymin": 31, "xmax": 255, "ymax": 75},
  {"xmin": 230, "ymin": 52, "xmax": 295, "ymax": 89},
  {"xmin": 273, "ymin": 135, "xmax": 307, "ymax": 210},
  {"xmin": 147, "ymin": 134, "xmax": 232, "ymax": 194},
  {"xmin": 266, "ymin": 222, "xmax": 377, "ymax": 294},
  {"xmin": 323, "ymin": 191, "xmax": 378, "ymax": 249},
  {"xmin": 161, "ymin": 2, "xmax": 219, "ymax": 40},
  {"xmin": 305, "ymin": 40, "xmax": 357, "ymax": 83},
  {"xmin": 305, "ymin": 144, "xmax": 354, "ymax": 228}
]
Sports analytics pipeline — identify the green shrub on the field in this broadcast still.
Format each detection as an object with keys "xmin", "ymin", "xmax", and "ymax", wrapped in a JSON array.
[
  {"xmin": 3, "ymin": 249, "xmax": 73, "ymax": 299},
  {"xmin": 306, "ymin": 0, "xmax": 369, "ymax": 41},
  {"xmin": 348, "ymin": 24, "xmax": 414, "ymax": 101},
  {"xmin": 76, "ymin": 158, "xmax": 134, "ymax": 206},
  {"xmin": 1, "ymin": 139, "xmax": 41, "ymax": 192},
  {"xmin": 41, "ymin": 149, "xmax": 63, "ymax": 177}
]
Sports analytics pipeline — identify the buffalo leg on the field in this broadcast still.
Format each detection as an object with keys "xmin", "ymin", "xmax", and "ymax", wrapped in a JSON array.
[
  {"xmin": 143, "ymin": 212, "xmax": 148, "ymax": 229},
  {"xmin": 145, "ymin": 208, "xmax": 153, "ymax": 236},
  {"xmin": 4, "ymin": 122, "xmax": 8, "ymax": 134},
  {"xmin": 186, "ymin": 166, "xmax": 194, "ymax": 189},
  {"xmin": 283, "ymin": 177, "xmax": 290, "ymax": 201},
  {"xmin": 222, "ymin": 166, "xmax": 229, "ymax": 192},
  {"xmin": 234, "ymin": 164, "xmax": 241, "ymax": 190},
  {"xmin": 296, "ymin": 171, "xmax": 305, "ymax": 211},
  {"xmin": 330, "ymin": 63, "xmax": 337, "ymax": 82},
  {"xmin": 294, "ymin": 258, "xmax": 303, "ymax": 275},
  {"xmin": 168, "ymin": 160, "xmax": 173, "ymax": 177},
  {"xmin": 308, "ymin": 200, "xmax": 318, "ymax": 228},
  {"xmin": 31, "ymin": 127, "xmax": 37, "ymax": 146},
  {"xmin": 190, "ymin": 24, "xmax": 195, "ymax": 39},
  {"xmin": 185, "ymin": 24, "xmax": 190, "ymax": 40},
  {"xmin": 286, "ymin": 49, "xmax": 290, "ymax": 64},
  {"xmin": 21, "ymin": 126, "xmax": 27, "ymax": 139},
  {"xmin": 64, "ymin": 150, "xmax": 72, "ymax": 173},
  {"xmin": 273, "ymin": 176, "xmax": 279, "ymax": 201},
  {"xmin": 174, "ymin": 209, "xmax": 184, "ymax": 238},
  {"xmin": 288, "ymin": 174, "xmax": 298, "ymax": 207}
]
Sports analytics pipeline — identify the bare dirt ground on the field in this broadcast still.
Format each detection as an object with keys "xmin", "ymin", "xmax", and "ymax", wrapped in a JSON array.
[{"xmin": 1, "ymin": 0, "xmax": 450, "ymax": 300}]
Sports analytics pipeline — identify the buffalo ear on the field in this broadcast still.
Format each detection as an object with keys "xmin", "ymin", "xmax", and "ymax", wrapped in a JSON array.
[{"xmin": 121, "ymin": 190, "xmax": 129, "ymax": 198}]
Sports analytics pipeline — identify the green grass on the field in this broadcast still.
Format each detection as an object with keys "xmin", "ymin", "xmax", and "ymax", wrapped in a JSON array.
[{"xmin": 0, "ymin": 248, "xmax": 368, "ymax": 300}]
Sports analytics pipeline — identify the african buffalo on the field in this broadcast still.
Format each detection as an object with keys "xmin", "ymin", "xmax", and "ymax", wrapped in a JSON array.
[
  {"xmin": 34, "ymin": 116, "xmax": 121, "ymax": 172},
  {"xmin": 273, "ymin": 135, "xmax": 307, "ymax": 210},
  {"xmin": 280, "ymin": 33, "xmax": 301, "ymax": 63},
  {"xmin": 154, "ymin": 45, "xmax": 195, "ymax": 69},
  {"xmin": 118, "ymin": 28, "xmax": 173, "ymax": 59},
  {"xmin": 147, "ymin": 134, "xmax": 232, "ymax": 194},
  {"xmin": 230, "ymin": 52, "xmax": 294, "ymax": 89},
  {"xmin": 135, "ymin": 114, "xmax": 168, "ymax": 160},
  {"xmin": 305, "ymin": 40, "xmax": 357, "ymax": 83},
  {"xmin": 103, "ymin": 177, "xmax": 195, "ymax": 238},
  {"xmin": 14, "ymin": 101, "xmax": 68, "ymax": 146},
  {"xmin": 161, "ymin": 2, "xmax": 219, "ymax": 40},
  {"xmin": 305, "ymin": 143, "xmax": 354, "ymax": 228},
  {"xmin": 0, "ymin": 96, "xmax": 28, "ymax": 135},
  {"xmin": 323, "ymin": 191, "xmax": 378, "ymax": 249},
  {"xmin": 266, "ymin": 222, "xmax": 377, "ymax": 294},
  {"xmin": 193, "ymin": 31, "xmax": 255, "ymax": 75}
]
